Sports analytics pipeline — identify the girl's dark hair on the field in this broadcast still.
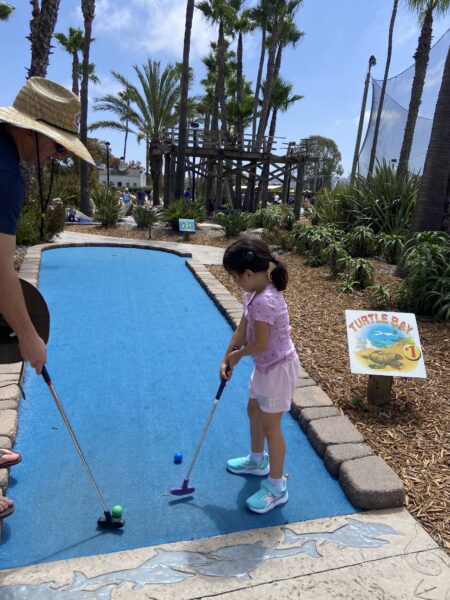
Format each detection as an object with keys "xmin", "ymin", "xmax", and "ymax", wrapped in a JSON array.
[{"xmin": 223, "ymin": 238, "xmax": 288, "ymax": 291}]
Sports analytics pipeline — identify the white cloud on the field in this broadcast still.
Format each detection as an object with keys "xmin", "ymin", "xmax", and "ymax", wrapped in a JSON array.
[{"xmin": 352, "ymin": 110, "xmax": 371, "ymax": 128}]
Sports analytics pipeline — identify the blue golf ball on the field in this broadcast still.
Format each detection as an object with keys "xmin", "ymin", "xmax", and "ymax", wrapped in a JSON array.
[{"xmin": 174, "ymin": 452, "xmax": 183, "ymax": 464}]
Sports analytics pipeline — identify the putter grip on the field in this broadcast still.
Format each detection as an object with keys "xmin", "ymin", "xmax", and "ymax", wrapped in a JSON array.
[{"xmin": 41, "ymin": 365, "xmax": 51, "ymax": 385}]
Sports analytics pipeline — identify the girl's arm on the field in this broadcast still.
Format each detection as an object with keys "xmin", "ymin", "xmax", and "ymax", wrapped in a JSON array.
[
  {"xmin": 224, "ymin": 320, "xmax": 270, "ymax": 378},
  {"xmin": 220, "ymin": 315, "xmax": 247, "ymax": 379}
]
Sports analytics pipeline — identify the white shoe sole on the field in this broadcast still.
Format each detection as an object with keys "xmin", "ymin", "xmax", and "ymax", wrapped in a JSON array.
[
  {"xmin": 247, "ymin": 492, "xmax": 289, "ymax": 514},
  {"xmin": 227, "ymin": 464, "xmax": 270, "ymax": 476}
]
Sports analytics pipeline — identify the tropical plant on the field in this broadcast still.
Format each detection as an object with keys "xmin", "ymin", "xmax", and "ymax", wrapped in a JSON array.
[
  {"xmin": 351, "ymin": 257, "xmax": 374, "ymax": 288},
  {"xmin": 411, "ymin": 44, "xmax": 450, "ymax": 231},
  {"xmin": 55, "ymin": 27, "xmax": 84, "ymax": 95},
  {"xmin": 0, "ymin": 2, "xmax": 14, "ymax": 19},
  {"xmin": 79, "ymin": 0, "xmax": 95, "ymax": 216},
  {"xmin": 214, "ymin": 204, "xmax": 248, "ymax": 237},
  {"xmin": 28, "ymin": 0, "xmax": 61, "ymax": 77},
  {"xmin": 322, "ymin": 241, "xmax": 349, "ymax": 277},
  {"xmin": 347, "ymin": 225, "xmax": 377, "ymax": 257},
  {"xmin": 250, "ymin": 204, "xmax": 296, "ymax": 230},
  {"xmin": 16, "ymin": 197, "xmax": 65, "ymax": 245},
  {"xmin": 376, "ymin": 233, "xmax": 405, "ymax": 264},
  {"xmin": 133, "ymin": 206, "xmax": 160, "ymax": 238},
  {"xmin": 337, "ymin": 273, "xmax": 358, "ymax": 293},
  {"xmin": 175, "ymin": 0, "xmax": 195, "ymax": 200},
  {"xmin": 92, "ymin": 186, "xmax": 121, "ymax": 227},
  {"xmin": 397, "ymin": 232, "xmax": 450, "ymax": 318},
  {"xmin": 397, "ymin": 0, "xmax": 450, "ymax": 181},
  {"xmin": 368, "ymin": 284, "xmax": 394, "ymax": 310},
  {"xmin": 290, "ymin": 225, "xmax": 340, "ymax": 256},
  {"xmin": 162, "ymin": 199, "xmax": 206, "ymax": 231},
  {"xmin": 343, "ymin": 162, "xmax": 420, "ymax": 233}
]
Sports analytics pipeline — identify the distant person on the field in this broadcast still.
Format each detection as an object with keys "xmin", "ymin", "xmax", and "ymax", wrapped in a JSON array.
[
  {"xmin": 183, "ymin": 187, "xmax": 191, "ymax": 200},
  {"xmin": 136, "ymin": 188, "xmax": 145, "ymax": 206},
  {"xmin": 66, "ymin": 203, "xmax": 78, "ymax": 222},
  {"xmin": 0, "ymin": 76, "xmax": 94, "ymax": 520},
  {"xmin": 273, "ymin": 193, "xmax": 280, "ymax": 204},
  {"xmin": 122, "ymin": 188, "xmax": 131, "ymax": 204},
  {"xmin": 220, "ymin": 239, "xmax": 300, "ymax": 514}
]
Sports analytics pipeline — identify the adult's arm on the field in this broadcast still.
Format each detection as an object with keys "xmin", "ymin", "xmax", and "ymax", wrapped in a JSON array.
[{"xmin": 0, "ymin": 232, "xmax": 47, "ymax": 373}]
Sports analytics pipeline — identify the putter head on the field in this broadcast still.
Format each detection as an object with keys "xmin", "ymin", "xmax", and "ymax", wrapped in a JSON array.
[
  {"xmin": 169, "ymin": 479, "xmax": 195, "ymax": 496},
  {"xmin": 97, "ymin": 511, "xmax": 125, "ymax": 529}
]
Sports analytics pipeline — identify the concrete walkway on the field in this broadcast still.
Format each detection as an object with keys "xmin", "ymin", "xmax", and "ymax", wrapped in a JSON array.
[{"xmin": 0, "ymin": 231, "xmax": 448, "ymax": 599}]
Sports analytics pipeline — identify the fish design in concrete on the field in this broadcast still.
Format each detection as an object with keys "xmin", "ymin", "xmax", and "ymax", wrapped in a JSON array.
[
  {"xmin": 282, "ymin": 517, "xmax": 400, "ymax": 549},
  {"xmin": 0, "ymin": 518, "xmax": 401, "ymax": 598}
]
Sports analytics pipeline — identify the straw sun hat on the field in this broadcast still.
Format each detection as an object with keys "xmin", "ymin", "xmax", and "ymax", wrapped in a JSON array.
[{"xmin": 0, "ymin": 77, "xmax": 95, "ymax": 165}]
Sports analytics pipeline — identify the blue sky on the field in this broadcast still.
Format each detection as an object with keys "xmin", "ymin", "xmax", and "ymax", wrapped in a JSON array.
[{"xmin": 0, "ymin": 0, "xmax": 448, "ymax": 174}]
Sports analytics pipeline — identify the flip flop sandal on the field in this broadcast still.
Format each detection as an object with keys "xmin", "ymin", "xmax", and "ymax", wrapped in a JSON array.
[
  {"xmin": 0, "ymin": 504, "xmax": 14, "ymax": 520},
  {"xmin": 0, "ymin": 449, "xmax": 22, "ymax": 469}
]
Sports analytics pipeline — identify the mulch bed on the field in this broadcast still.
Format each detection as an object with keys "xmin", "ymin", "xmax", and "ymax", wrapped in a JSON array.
[{"xmin": 30, "ymin": 225, "xmax": 450, "ymax": 550}]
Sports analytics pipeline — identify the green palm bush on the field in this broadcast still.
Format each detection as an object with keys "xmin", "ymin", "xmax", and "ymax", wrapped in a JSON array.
[
  {"xmin": 163, "ymin": 199, "xmax": 206, "ymax": 231},
  {"xmin": 250, "ymin": 205, "xmax": 296, "ymax": 230},
  {"xmin": 376, "ymin": 233, "xmax": 405, "ymax": 264},
  {"xmin": 133, "ymin": 206, "xmax": 160, "ymax": 238},
  {"xmin": 347, "ymin": 225, "xmax": 377, "ymax": 257},
  {"xmin": 343, "ymin": 162, "xmax": 420, "ymax": 233},
  {"xmin": 214, "ymin": 205, "xmax": 249, "ymax": 237},
  {"xmin": 322, "ymin": 241, "xmax": 349, "ymax": 276},
  {"xmin": 337, "ymin": 273, "xmax": 358, "ymax": 293},
  {"xmin": 397, "ymin": 232, "xmax": 450, "ymax": 319},
  {"xmin": 92, "ymin": 186, "xmax": 121, "ymax": 227},
  {"xmin": 368, "ymin": 284, "xmax": 393, "ymax": 310},
  {"xmin": 308, "ymin": 187, "xmax": 347, "ymax": 227}
]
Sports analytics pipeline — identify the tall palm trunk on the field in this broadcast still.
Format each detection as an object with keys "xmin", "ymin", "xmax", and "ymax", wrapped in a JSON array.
[
  {"xmin": 411, "ymin": 44, "xmax": 450, "ymax": 231},
  {"xmin": 368, "ymin": 0, "xmax": 398, "ymax": 175},
  {"xmin": 235, "ymin": 30, "xmax": 244, "ymax": 209},
  {"xmin": 150, "ymin": 136, "xmax": 162, "ymax": 206},
  {"xmin": 255, "ymin": 27, "xmax": 277, "ymax": 150},
  {"xmin": 175, "ymin": 0, "xmax": 195, "ymax": 201},
  {"xmin": 251, "ymin": 28, "xmax": 266, "ymax": 142},
  {"xmin": 28, "ymin": 0, "xmax": 61, "ymax": 77},
  {"xmin": 397, "ymin": 8, "xmax": 433, "ymax": 181},
  {"xmin": 79, "ymin": 0, "xmax": 95, "ymax": 216},
  {"xmin": 72, "ymin": 50, "xmax": 80, "ymax": 95},
  {"xmin": 259, "ymin": 106, "xmax": 278, "ymax": 208}
]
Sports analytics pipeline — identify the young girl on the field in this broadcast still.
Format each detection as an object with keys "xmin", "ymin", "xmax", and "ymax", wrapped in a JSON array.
[{"xmin": 220, "ymin": 238, "xmax": 299, "ymax": 514}]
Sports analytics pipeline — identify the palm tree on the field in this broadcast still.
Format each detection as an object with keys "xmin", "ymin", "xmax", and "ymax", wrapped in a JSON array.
[
  {"xmin": 0, "ymin": 3, "xmax": 14, "ymax": 19},
  {"xmin": 259, "ymin": 77, "xmax": 303, "ymax": 207},
  {"xmin": 411, "ymin": 44, "xmax": 450, "ymax": 231},
  {"xmin": 368, "ymin": 1, "xmax": 399, "ymax": 175},
  {"xmin": 249, "ymin": 0, "xmax": 270, "ymax": 142},
  {"xmin": 28, "ymin": 0, "xmax": 61, "ymax": 78},
  {"xmin": 112, "ymin": 61, "xmax": 181, "ymax": 205},
  {"xmin": 55, "ymin": 27, "xmax": 84, "ymax": 95},
  {"xmin": 91, "ymin": 85, "xmax": 134, "ymax": 160},
  {"xmin": 397, "ymin": 0, "xmax": 450, "ymax": 181},
  {"xmin": 79, "ymin": 0, "xmax": 95, "ymax": 215},
  {"xmin": 175, "ymin": 0, "xmax": 196, "ymax": 201}
]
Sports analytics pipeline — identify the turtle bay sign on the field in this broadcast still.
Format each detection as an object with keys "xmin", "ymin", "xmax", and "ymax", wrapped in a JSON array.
[{"xmin": 345, "ymin": 310, "xmax": 426, "ymax": 379}]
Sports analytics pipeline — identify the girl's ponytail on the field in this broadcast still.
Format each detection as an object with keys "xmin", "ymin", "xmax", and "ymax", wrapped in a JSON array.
[{"xmin": 270, "ymin": 256, "xmax": 288, "ymax": 291}]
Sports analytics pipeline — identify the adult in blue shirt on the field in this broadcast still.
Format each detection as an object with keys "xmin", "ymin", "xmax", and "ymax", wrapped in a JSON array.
[{"xmin": 0, "ymin": 77, "xmax": 94, "ymax": 520}]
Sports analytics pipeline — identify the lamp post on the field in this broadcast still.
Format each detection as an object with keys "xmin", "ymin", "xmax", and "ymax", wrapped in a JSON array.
[
  {"xmin": 191, "ymin": 121, "xmax": 199, "ymax": 201},
  {"xmin": 105, "ymin": 141, "xmax": 111, "ymax": 186}
]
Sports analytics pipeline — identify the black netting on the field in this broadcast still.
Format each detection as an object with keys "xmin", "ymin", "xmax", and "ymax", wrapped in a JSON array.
[{"xmin": 358, "ymin": 28, "xmax": 450, "ymax": 175}]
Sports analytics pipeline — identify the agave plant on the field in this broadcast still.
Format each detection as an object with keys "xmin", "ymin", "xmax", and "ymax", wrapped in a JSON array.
[
  {"xmin": 322, "ymin": 241, "xmax": 349, "ymax": 277},
  {"xmin": 368, "ymin": 284, "xmax": 393, "ymax": 310},
  {"xmin": 250, "ymin": 205, "xmax": 296, "ymax": 230},
  {"xmin": 376, "ymin": 233, "xmax": 405, "ymax": 264},
  {"xmin": 348, "ymin": 225, "xmax": 377, "ymax": 257},
  {"xmin": 214, "ymin": 205, "xmax": 249, "ymax": 237}
]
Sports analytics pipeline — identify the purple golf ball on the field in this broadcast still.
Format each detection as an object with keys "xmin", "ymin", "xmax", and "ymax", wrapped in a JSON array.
[{"xmin": 174, "ymin": 452, "xmax": 183, "ymax": 464}]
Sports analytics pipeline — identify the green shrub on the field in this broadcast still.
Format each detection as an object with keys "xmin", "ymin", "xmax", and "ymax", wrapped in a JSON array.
[
  {"xmin": 337, "ymin": 273, "xmax": 358, "ymax": 293},
  {"xmin": 348, "ymin": 225, "xmax": 377, "ymax": 257},
  {"xmin": 262, "ymin": 226, "xmax": 296, "ymax": 251},
  {"xmin": 397, "ymin": 232, "xmax": 450, "ymax": 319},
  {"xmin": 322, "ymin": 242, "xmax": 349, "ymax": 276},
  {"xmin": 351, "ymin": 257, "xmax": 374, "ymax": 289},
  {"xmin": 290, "ymin": 225, "xmax": 341, "ymax": 257},
  {"xmin": 343, "ymin": 162, "xmax": 419, "ymax": 233},
  {"xmin": 51, "ymin": 171, "xmax": 80, "ymax": 207},
  {"xmin": 368, "ymin": 284, "xmax": 393, "ymax": 310},
  {"xmin": 308, "ymin": 188, "xmax": 347, "ymax": 227},
  {"xmin": 16, "ymin": 197, "xmax": 65, "ymax": 245},
  {"xmin": 214, "ymin": 204, "xmax": 248, "ymax": 237},
  {"xmin": 92, "ymin": 186, "xmax": 121, "ymax": 227},
  {"xmin": 250, "ymin": 205, "xmax": 296, "ymax": 230},
  {"xmin": 133, "ymin": 206, "xmax": 160, "ymax": 238},
  {"xmin": 376, "ymin": 233, "xmax": 405, "ymax": 264},
  {"xmin": 163, "ymin": 199, "xmax": 206, "ymax": 231}
]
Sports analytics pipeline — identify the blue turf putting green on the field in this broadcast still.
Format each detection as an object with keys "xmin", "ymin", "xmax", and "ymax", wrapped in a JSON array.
[{"xmin": 0, "ymin": 246, "xmax": 357, "ymax": 569}]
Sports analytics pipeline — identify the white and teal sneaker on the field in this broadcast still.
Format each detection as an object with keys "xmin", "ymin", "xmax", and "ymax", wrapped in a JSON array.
[
  {"xmin": 246, "ymin": 479, "xmax": 288, "ymax": 513},
  {"xmin": 226, "ymin": 453, "xmax": 270, "ymax": 476}
]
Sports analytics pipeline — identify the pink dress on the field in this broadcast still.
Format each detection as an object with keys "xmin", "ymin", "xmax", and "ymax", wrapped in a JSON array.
[{"xmin": 243, "ymin": 285, "xmax": 299, "ymax": 413}]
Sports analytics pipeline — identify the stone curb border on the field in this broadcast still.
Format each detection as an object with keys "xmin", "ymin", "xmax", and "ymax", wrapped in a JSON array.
[{"xmin": 0, "ymin": 242, "xmax": 404, "ymax": 534}]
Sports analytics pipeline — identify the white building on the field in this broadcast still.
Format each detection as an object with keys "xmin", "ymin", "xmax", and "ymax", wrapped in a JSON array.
[{"xmin": 98, "ymin": 159, "xmax": 146, "ymax": 189}]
